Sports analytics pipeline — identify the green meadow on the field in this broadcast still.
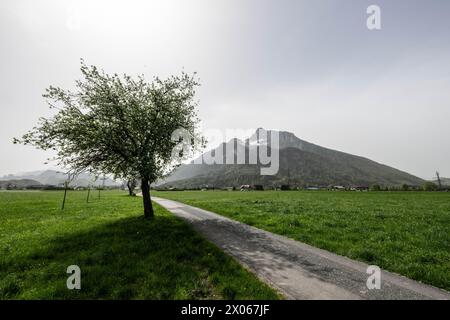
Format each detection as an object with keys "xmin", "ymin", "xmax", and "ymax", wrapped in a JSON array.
[
  {"xmin": 0, "ymin": 190, "xmax": 279, "ymax": 299},
  {"xmin": 155, "ymin": 190, "xmax": 450, "ymax": 291}
]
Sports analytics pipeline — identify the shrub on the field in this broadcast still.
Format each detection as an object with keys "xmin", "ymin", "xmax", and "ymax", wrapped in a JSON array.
[
  {"xmin": 423, "ymin": 182, "xmax": 438, "ymax": 191},
  {"xmin": 370, "ymin": 184, "xmax": 381, "ymax": 191}
]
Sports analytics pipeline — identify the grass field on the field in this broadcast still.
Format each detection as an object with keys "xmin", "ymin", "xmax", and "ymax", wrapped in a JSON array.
[
  {"xmin": 154, "ymin": 190, "xmax": 450, "ymax": 291},
  {"xmin": 0, "ymin": 190, "xmax": 279, "ymax": 299}
]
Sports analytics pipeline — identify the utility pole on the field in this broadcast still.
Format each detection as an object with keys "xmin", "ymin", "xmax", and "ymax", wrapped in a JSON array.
[{"xmin": 436, "ymin": 171, "xmax": 442, "ymax": 190}]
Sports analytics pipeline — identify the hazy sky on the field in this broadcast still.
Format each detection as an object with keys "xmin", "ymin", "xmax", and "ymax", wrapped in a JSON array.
[{"xmin": 1, "ymin": 0, "xmax": 449, "ymax": 179}]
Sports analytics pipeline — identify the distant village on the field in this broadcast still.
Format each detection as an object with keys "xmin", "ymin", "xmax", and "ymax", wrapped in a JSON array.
[{"xmin": 156, "ymin": 182, "xmax": 447, "ymax": 192}]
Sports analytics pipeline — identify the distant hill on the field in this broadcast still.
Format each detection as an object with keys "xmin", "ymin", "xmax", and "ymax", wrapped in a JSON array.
[
  {"xmin": 0, "ymin": 179, "xmax": 42, "ymax": 189},
  {"xmin": 158, "ymin": 128, "xmax": 424, "ymax": 189},
  {"xmin": 0, "ymin": 170, "xmax": 121, "ymax": 187},
  {"xmin": 433, "ymin": 177, "xmax": 450, "ymax": 187}
]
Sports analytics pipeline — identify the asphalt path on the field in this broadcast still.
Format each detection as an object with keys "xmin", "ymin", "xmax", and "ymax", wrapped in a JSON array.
[{"xmin": 152, "ymin": 196, "xmax": 450, "ymax": 300}]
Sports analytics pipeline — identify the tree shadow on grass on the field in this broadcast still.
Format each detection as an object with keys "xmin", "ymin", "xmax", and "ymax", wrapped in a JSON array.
[{"xmin": 1, "ymin": 214, "xmax": 278, "ymax": 299}]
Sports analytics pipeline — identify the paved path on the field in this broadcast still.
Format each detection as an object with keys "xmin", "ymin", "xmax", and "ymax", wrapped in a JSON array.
[{"xmin": 152, "ymin": 197, "xmax": 450, "ymax": 300}]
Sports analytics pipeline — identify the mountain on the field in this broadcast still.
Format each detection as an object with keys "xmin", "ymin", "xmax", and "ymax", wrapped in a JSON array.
[
  {"xmin": 158, "ymin": 128, "xmax": 424, "ymax": 189},
  {"xmin": 0, "ymin": 170, "xmax": 121, "ymax": 187}
]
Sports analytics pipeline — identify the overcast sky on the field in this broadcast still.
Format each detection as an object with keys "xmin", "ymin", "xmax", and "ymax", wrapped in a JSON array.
[{"xmin": 1, "ymin": 0, "xmax": 449, "ymax": 179}]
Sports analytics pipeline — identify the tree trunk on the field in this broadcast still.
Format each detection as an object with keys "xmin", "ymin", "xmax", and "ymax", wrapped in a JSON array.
[
  {"xmin": 61, "ymin": 181, "xmax": 68, "ymax": 210},
  {"xmin": 86, "ymin": 187, "xmax": 91, "ymax": 203},
  {"xmin": 127, "ymin": 179, "xmax": 136, "ymax": 196},
  {"xmin": 141, "ymin": 178, "xmax": 154, "ymax": 219}
]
